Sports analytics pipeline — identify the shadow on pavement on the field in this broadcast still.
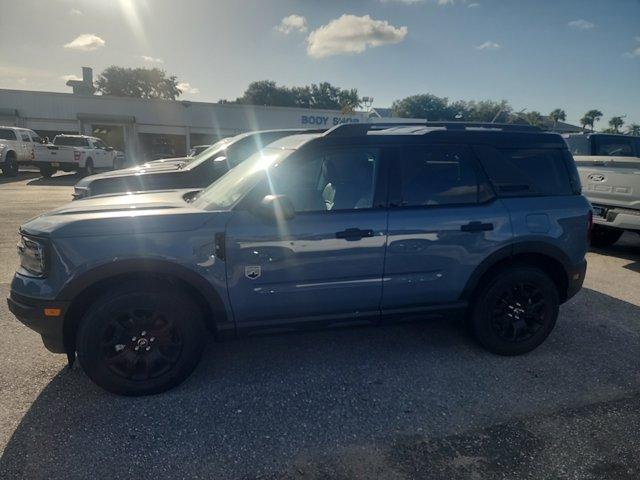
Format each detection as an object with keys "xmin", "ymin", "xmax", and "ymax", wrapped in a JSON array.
[
  {"xmin": 26, "ymin": 173, "xmax": 81, "ymax": 187},
  {"xmin": 1, "ymin": 288, "xmax": 639, "ymax": 479},
  {"xmin": 0, "ymin": 172, "xmax": 40, "ymax": 185},
  {"xmin": 590, "ymin": 232, "xmax": 640, "ymax": 273}
]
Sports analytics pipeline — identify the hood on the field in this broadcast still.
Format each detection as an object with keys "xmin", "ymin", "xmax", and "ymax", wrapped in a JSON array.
[
  {"xmin": 21, "ymin": 189, "xmax": 227, "ymax": 238},
  {"xmin": 75, "ymin": 159, "xmax": 189, "ymax": 188}
]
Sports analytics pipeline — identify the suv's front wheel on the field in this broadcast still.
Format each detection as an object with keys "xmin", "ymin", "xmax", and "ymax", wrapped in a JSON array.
[
  {"xmin": 470, "ymin": 265, "xmax": 559, "ymax": 356},
  {"xmin": 76, "ymin": 281, "xmax": 206, "ymax": 395}
]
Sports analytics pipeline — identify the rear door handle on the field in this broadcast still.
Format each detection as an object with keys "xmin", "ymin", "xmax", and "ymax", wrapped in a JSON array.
[
  {"xmin": 460, "ymin": 221, "xmax": 494, "ymax": 232},
  {"xmin": 336, "ymin": 228, "xmax": 374, "ymax": 241}
]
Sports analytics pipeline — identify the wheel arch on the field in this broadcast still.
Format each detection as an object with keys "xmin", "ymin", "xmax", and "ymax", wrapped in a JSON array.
[
  {"xmin": 60, "ymin": 259, "xmax": 230, "ymax": 354},
  {"xmin": 462, "ymin": 242, "xmax": 572, "ymax": 304}
]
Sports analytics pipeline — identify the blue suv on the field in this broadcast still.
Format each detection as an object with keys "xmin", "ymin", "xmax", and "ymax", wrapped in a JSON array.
[{"xmin": 8, "ymin": 123, "xmax": 591, "ymax": 395}]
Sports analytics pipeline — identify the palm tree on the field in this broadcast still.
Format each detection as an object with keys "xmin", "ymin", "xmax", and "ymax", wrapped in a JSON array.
[
  {"xmin": 583, "ymin": 109, "xmax": 603, "ymax": 131},
  {"xmin": 626, "ymin": 123, "xmax": 640, "ymax": 136},
  {"xmin": 549, "ymin": 108, "xmax": 566, "ymax": 130},
  {"xmin": 608, "ymin": 116, "xmax": 625, "ymax": 134}
]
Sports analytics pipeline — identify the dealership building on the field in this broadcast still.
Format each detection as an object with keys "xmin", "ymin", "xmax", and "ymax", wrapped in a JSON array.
[
  {"xmin": 0, "ymin": 67, "xmax": 582, "ymax": 163},
  {"xmin": 0, "ymin": 70, "xmax": 376, "ymax": 163}
]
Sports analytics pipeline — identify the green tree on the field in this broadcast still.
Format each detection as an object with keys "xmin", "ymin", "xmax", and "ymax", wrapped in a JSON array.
[
  {"xmin": 608, "ymin": 116, "xmax": 625, "ymax": 133},
  {"xmin": 465, "ymin": 100, "xmax": 512, "ymax": 123},
  {"xmin": 95, "ymin": 66, "xmax": 181, "ymax": 100},
  {"xmin": 235, "ymin": 80, "xmax": 296, "ymax": 107},
  {"xmin": 626, "ymin": 123, "xmax": 640, "ymax": 136},
  {"xmin": 581, "ymin": 109, "xmax": 603, "ymax": 131},
  {"xmin": 392, "ymin": 94, "xmax": 458, "ymax": 120},
  {"xmin": 549, "ymin": 108, "xmax": 567, "ymax": 129}
]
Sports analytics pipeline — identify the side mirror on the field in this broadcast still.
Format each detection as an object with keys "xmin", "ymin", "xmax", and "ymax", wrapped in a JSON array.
[{"xmin": 255, "ymin": 194, "xmax": 295, "ymax": 221}]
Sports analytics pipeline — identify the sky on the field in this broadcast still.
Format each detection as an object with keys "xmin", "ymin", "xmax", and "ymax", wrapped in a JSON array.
[{"xmin": 1, "ymin": 0, "xmax": 639, "ymax": 127}]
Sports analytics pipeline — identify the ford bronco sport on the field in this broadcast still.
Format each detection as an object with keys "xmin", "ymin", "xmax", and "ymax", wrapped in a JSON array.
[{"xmin": 8, "ymin": 123, "xmax": 591, "ymax": 395}]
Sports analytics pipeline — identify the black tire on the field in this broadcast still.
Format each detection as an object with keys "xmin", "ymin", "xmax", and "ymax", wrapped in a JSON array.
[
  {"xmin": 1, "ymin": 152, "xmax": 18, "ymax": 177},
  {"xmin": 76, "ymin": 280, "xmax": 206, "ymax": 396},
  {"xmin": 470, "ymin": 265, "xmax": 559, "ymax": 356},
  {"xmin": 82, "ymin": 158, "xmax": 95, "ymax": 177},
  {"xmin": 39, "ymin": 165, "xmax": 55, "ymax": 178},
  {"xmin": 590, "ymin": 225, "xmax": 623, "ymax": 248}
]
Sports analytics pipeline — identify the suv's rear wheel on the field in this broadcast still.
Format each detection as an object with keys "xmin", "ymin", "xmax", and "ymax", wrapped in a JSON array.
[
  {"xmin": 470, "ymin": 265, "xmax": 559, "ymax": 356},
  {"xmin": 76, "ymin": 281, "xmax": 206, "ymax": 395},
  {"xmin": 590, "ymin": 225, "xmax": 623, "ymax": 248}
]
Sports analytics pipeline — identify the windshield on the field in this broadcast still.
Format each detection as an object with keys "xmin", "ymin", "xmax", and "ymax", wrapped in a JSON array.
[
  {"xmin": 192, "ymin": 148, "xmax": 290, "ymax": 210},
  {"xmin": 184, "ymin": 138, "xmax": 233, "ymax": 166}
]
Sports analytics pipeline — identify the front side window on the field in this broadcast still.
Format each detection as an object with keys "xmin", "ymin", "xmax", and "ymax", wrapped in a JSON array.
[
  {"xmin": 29, "ymin": 132, "xmax": 42, "ymax": 144},
  {"xmin": 20, "ymin": 132, "xmax": 30, "ymax": 142},
  {"xmin": 595, "ymin": 136, "xmax": 636, "ymax": 157},
  {"xmin": 397, "ymin": 145, "xmax": 479, "ymax": 206},
  {"xmin": 268, "ymin": 147, "xmax": 381, "ymax": 212}
]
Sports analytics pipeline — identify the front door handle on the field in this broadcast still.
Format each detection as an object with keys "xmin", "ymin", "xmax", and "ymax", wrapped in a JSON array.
[
  {"xmin": 460, "ymin": 221, "xmax": 494, "ymax": 232},
  {"xmin": 336, "ymin": 228, "xmax": 374, "ymax": 241}
]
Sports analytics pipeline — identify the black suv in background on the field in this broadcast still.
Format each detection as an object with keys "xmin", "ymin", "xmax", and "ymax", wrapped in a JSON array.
[{"xmin": 72, "ymin": 129, "xmax": 316, "ymax": 199}]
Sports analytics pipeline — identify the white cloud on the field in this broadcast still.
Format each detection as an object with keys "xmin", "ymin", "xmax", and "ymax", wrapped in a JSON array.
[
  {"xmin": 69, "ymin": 8, "xmax": 83, "ymax": 16},
  {"xmin": 63, "ymin": 34, "xmax": 106, "ymax": 51},
  {"xmin": 307, "ymin": 14, "xmax": 408, "ymax": 59},
  {"xmin": 474, "ymin": 40, "xmax": 500, "ymax": 50},
  {"xmin": 623, "ymin": 46, "xmax": 640, "ymax": 58},
  {"xmin": 60, "ymin": 74, "xmax": 82, "ymax": 82},
  {"xmin": 568, "ymin": 19, "xmax": 595, "ymax": 30},
  {"xmin": 276, "ymin": 14, "xmax": 307, "ymax": 34},
  {"xmin": 177, "ymin": 82, "xmax": 199, "ymax": 94},
  {"xmin": 468, "ymin": 2, "xmax": 480, "ymax": 7},
  {"xmin": 140, "ymin": 55, "xmax": 164, "ymax": 64}
]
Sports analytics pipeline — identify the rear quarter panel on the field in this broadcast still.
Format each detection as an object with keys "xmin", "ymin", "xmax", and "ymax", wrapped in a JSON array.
[{"xmin": 501, "ymin": 195, "xmax": 591, "ymax": 266}]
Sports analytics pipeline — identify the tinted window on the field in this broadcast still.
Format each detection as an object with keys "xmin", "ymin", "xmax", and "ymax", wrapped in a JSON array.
[
  {"xmin": 0, "ymin": 129, "xmax": 17, "ymax": 140},
  {"xmin": 564, "ymin": 135, "xmax": 590, "ymax": 155},
  {"xmin": 397, "ymin": 145, "xmax": 479, "ymax": 206},
  {"xmin": 20, "ymin": 132, "xmax": 30, "ymax": 142},
  {"xmin": 269, "ymin": 147, "xmax": 380, "ymax": 212},
  {"xmin": 595, "ymin": 136, "xmax": 636, "ymax": 157},
  {"xmin": 93, "ymin": 139, "xmax": 107, "ymax": 149},
  {"xmin": 474, "ymin": 146, "xmax": 573, "ymax": 197},
  {"xmin": 29, "ymin": 132, "xmax": 42, "ymax": 144},
  {"xmin": 53, "ymin": 136, "xmax": 89, "ymax": 147}
]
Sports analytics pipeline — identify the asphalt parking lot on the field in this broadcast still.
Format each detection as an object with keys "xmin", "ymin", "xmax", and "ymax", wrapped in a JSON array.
[{"xmin": 0, "ymin": 172, "xmax": 639, "ymax": 479}]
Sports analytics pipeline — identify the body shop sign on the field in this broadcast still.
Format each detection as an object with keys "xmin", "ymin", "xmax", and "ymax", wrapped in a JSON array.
[{"xmin": 301, "ymin": 115, "xmax": 360, "ymax": 126}]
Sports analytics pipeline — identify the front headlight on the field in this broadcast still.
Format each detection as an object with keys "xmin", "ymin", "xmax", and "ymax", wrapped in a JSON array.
[{"xmin": 17, "ymin": 235, "xmax": 47, "ymax": 277}]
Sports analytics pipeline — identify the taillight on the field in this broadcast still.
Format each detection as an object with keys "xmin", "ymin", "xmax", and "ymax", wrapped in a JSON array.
[
  {"xmin": 74, "ymin": 150, "xmax": 81, "ymax": 161},
  {"xmin": 587, "ymin": 210, "xmax": 593, "ymax": 241}
]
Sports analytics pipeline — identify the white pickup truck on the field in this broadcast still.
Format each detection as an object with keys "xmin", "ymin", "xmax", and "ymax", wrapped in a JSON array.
[
  {"xmin": 0, "ymin": 126, "xmax": 43, "ymax": 176},
  {"xmin": 564, "ymin": 133, "xmax": 640, "ymax": 247},
  {"xmin": 0, "ymin": 127, "xmax": 119, "ymax": 177},
  {"xmin": 37, "ymin": 134, "xmax": 119, "ymax": 177}
]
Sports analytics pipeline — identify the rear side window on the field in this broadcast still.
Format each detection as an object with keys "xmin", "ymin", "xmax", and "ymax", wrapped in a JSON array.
[
  {"xmin": 594, "ymin": 136, "xmax": 636, "ymax": 157},
  {"xmin": 564, "ymin": 135, "xmax": 590, "ymax": 155},
  {"xmin": 0, "ymin": 129, "xmax": 17, "ymax": 140},
  {"xmin": 396, "ymin": 145, "xmax": 481, "ymax": 207},
  {"xmin": 473, "ymin": 146, "xmax": 573, "ymax": 197}
]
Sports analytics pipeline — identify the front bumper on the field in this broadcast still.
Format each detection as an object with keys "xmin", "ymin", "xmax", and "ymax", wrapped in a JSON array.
[
  {"xmin": 566, "ymin": 259, "xmax": 587, "ymax": 302},
  {"xmin": 7, "ymin": 291, "xmax": 69, "ymax": 353}
]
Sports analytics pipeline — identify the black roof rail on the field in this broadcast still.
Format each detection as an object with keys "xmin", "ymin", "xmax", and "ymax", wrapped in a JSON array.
[{"xmin": 324, "ymin": 121, "xmax": 542, "ymax": 137}]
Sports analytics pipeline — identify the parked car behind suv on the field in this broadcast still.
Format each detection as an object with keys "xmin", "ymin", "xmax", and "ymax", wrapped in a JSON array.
[
  {"xmin": 72, "ymin": 129, "xmax": 316, "ymax": 199},
  {"xmin": 8, "ymin": 122, "xmax": 591, "ymax": 395},
  {"xmin": 564, "ymin": 133, "xmax": 640, "ymax": 247}
]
